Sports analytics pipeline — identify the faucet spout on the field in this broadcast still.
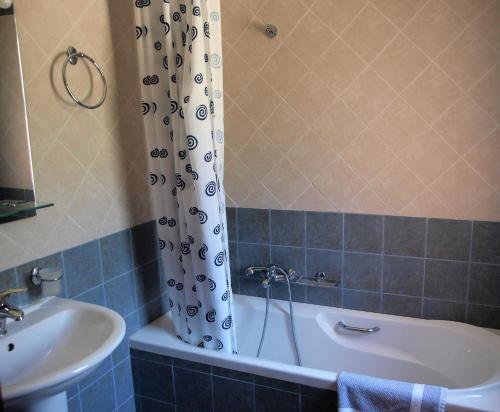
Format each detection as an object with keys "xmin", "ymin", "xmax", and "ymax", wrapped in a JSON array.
[
  {"xmin": 0, "ymin": 288, "xmax": 26, "ymax": 336},
  {"xmin": 1, "ymin": 304, "xmax": 24, "ymax": 321}
]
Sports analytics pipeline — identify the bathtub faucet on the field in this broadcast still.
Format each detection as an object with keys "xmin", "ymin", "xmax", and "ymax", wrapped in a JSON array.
[{"xmin": 244, "ymin": 264, "xmax": 296, "ymax": 288}]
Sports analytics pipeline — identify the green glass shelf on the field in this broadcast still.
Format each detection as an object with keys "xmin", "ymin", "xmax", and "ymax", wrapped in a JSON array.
[{"xmin": 0, "ymin": 200, "xmax": 54, "ymax": 219}]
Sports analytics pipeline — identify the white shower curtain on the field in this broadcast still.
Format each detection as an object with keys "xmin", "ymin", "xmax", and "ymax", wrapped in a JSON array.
[{"xmin": 134, "ymin": 0, "xmax": 236, "ymax": 353}]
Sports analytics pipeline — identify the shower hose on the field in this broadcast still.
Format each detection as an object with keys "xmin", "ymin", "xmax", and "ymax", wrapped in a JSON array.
[{"xmin": 256, "ymin": 272, "xmax": 302, "ymax": 366}]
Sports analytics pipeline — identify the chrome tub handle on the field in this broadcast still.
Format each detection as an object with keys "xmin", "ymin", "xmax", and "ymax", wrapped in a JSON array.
[{"xmin": 337, "ymin": 321, "xmax": 380, "ymax": 333}]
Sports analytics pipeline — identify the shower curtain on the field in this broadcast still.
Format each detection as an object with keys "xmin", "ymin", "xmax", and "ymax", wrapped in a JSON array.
[{"xmin": 134, "ymin": 0, "xmax": 236, "ymax": 353}]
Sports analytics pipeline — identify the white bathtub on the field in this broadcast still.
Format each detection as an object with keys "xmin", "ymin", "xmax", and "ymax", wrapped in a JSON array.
[{"xmin": 130, "ymin": 294, "xmax": 500, "ymax": 412}]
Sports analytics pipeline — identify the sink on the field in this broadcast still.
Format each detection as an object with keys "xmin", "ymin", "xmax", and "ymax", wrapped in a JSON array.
[{"xmin": 0, "ymin": 297, "xmax": 125, "ymax": 412}]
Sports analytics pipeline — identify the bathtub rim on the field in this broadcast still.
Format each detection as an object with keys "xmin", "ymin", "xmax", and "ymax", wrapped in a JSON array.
[{"xmin": 130, "ymin": 294, "xmax": 500, "ymax": 412}]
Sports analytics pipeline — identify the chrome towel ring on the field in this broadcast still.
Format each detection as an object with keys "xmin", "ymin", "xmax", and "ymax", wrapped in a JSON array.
[{"xmin": 62, "ymin": 46, "xmax": 107, "ymax": 110}]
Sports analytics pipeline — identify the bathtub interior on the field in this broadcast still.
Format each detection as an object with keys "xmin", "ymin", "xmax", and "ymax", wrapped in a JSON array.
[{"xmin": 234, "ymin": 296, "xmax": 500, "ymax": 390}]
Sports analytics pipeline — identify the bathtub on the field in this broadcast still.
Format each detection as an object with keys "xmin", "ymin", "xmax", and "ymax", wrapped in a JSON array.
[{"xmin": 130, "ymin": 294, "xmax": 500, "ymax": 412}]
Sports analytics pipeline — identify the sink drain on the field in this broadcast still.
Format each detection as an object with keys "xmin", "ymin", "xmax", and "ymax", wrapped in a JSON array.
[{"xmin": 7, "ymin": 343, "xmax": 14, "ymax": 352}]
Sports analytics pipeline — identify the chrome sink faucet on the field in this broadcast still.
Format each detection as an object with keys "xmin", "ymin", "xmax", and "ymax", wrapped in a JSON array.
[{"xmin": 0, "ymin": 288, "xmax": 26, "ymax": 336}]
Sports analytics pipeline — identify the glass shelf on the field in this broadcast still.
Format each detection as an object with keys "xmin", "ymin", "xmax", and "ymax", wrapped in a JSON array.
[{"xmin": 0, "ymin": 200, "xmax": 54, "ymax": 220}]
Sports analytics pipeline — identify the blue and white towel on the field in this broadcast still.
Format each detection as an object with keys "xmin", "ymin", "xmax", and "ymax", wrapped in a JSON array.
[{"xmin": 337, "ymin": 372, "xmax": 447, "ymax": 412}]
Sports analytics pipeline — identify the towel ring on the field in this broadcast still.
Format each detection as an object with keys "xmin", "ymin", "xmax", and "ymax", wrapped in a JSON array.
[{"xmin": 62, "ymin": 46, "xmax": 107, "ymax": 110}]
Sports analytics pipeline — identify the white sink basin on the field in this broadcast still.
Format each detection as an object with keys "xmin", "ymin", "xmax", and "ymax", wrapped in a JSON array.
[{"xmin": 0, "ymin": 297, "xmax": 125, "ymax": 411}]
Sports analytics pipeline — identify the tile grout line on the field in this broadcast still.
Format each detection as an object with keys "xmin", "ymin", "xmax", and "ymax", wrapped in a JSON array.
[{"xmin": 421, "ymin": 218, "xmax": 429, "ymax": 318}]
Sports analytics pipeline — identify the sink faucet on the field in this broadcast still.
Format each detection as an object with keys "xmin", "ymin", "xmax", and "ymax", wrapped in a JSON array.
[{"xmin": 0, "ymin": 288, "xmax": 26, "ymax": 336}]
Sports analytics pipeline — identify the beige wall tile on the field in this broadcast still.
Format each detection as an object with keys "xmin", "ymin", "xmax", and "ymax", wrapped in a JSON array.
[
  {"xmin": 472, "ymin": 1, "xmax": 500, "ymax": 51},
  {"xmin": 287, "ymin": 130, "xmax": 335, "ymax": 181},
  {"xmin": 290, "ymin": 186, "xmax": 337, "ymax": 212},
  {"xmin": 224, "ymin": 104, "xmax": 257, "ymax": 153},
  {"xmin": 260, "ymin": 101, "xmax": 309, "ymax": 153},
  {"xmin": 262, "ymin": 158, "xmax": 309, "ymax": 208},
  {"xmin": 238, "ymin": 131, "xmax": 283, "ymax": 180},
  {"xmin": 240, "ymin": 183, "xmax": 281, "ymax": 210},
  {"xmin": 232, "ymin": 18, "xmax": 282, "ymax": 71},
  {"xmin": 225, "ymin": 158, "xmax": 259, "ymax": 204},
  {"xmin": 402, "ymin": 64, "xmax": 461, "ymax": 124},
  {"xmin": 431, "ymin": 160, "xmax": 494, "ymax": 217},
  {"xmin": 343, "ymin": 68, "xmax": 397, "ymax": 124},
  {"xmin": 400, "ymin": 189, "xmax": 454, "ymax": 219},
  {"xmin": 470, "ymin": 64, "xmax": 500, "ymax": 122},
  {"xmin": 443, "ymin": 0, "xmax": 494, "ymax": 22},
  {"xmin": 465, "ymin": 129, "xmax": 500, "ymax": 190},
  {"xmin": 399, "ymin": 129, "xmax": 459, "ymax": 185},
  {"xmin": 368, "ymin": 159, "xmax": 425, "ymax": 212},
  {"xmin": 256, "ymin": 0, "xmax": 308, "ymax": 34},
  {"xmin": 343, "ymin": 5, "xmax": 398, "ymax": 63},
  {"xmin": 223, "ymin": 48, "xmax": 257, "ymax": 100},
  {"xmin": 284, "ymin": 12, "xmax": 337, "ymax": 66},
  {"xmin": 312, "ymin": 39, "xmax": 366, "ymax": 96},
  {"xmin": 313, "ymin": 100, "xmax": 365, "ymax": 152},
  {"xmin": 434, "ymin": 96, "xmax": 497, "ymax": 155},
  {"xmin": 347, "ymin": 188, "xmax": 393, "ymax": 215},
  {"xmin": 311, "ymin": 0, "xmax": 368, "ymax": 35},
  {"xmin": 341, "ymin": 129, "xmax": 395, "ymax": 182},
  {"xmin": 261, "ymin": 46, "xmax": 308, "ymax": 98},
  {"xmin": 404, "ymin": 0, "xmax": 465, "ymax": 59},
  {"xmin": 437, "ymin": 28, "xmax": 499, "ymax": 90},
  {"xmin": 287, "ymin": 71, "xmax": 336, "ymax": 123},
  {"xmin": 372, "ymin": 34, "xmax": 430, "ymax": 92},
  {"xmin": 235, "ymin": 75, "xmax": 282, "ymax": 125},
  {"xmin": 314, "ymin": 157, "xmax": 365, "ymax": 209},
  {"xmin": 221, "ymin": 0, "xmax": 254, "ymax": 47},
  {"xmin": 371, "ymin": 98, "xmax": 427, "ymax": 154},
  {"xmin": 370, "ymin": 0, "xmax": 427, "ymax": 29}
]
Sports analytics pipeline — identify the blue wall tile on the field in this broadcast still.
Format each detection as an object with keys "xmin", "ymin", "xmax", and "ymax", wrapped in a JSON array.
[
  {"xmin": 422, "ymin": 299, "xmax": 466, "ymax": 322},
  {"xmin": 80, "ymin": 371, "xmax": 116, "ymax": 412},
  {"xmin": 271, "ymin": 246, "xmax": 306, "ymax": 276},
  {"xmin": 471, "ymin": 221, "xmax": 500, "ymax": 264},
  {"xmin": 306, "ymin": 249, "xmax": 341, "ymax": 281},
  {"xmin": 424, "ymin": 259, "xmax": 468, "ymax": 301},
  {"xmin": 343, "ymin": 253, "xmax": 382, "ymax": 292},
  {"xmin": 174, "ymin": 367, "xmax": 212, "ymax": 412},
  {"xmin": 343, "ymin": 290, "xmax": 381, "ymax": 312},
  {"xmin": 270, "ymin": 210, "xmax": 305, "ymax": 247},
  {"xmin": 467, "ymin": 305, "xmax": 500, "ymax": 329},
  {"xmin": 63, "ymin": 241, "xmax": 102, "ymax": 298},
  {"xmin": 134, "ymin": 359, "xmax": 174, "ymax": 404},
  {"xmin": 114, "ymin": 358, "xmax": 135, "ymax": 406},
  {"xmin": 75, "ymin": 285, "xmax": 106, "ymax": 307},
  {"xmin": 427, "ymin": 219, "xmax": 471, "ymax": 261},
  {"xmin": 213, "ymin": 376, "xmax": 254, "ymax": 412},
  {"xmin": 134, "ymin": 260, "xmax": 162, "ymax": 307},
  {"xmin": 237, "ymin": 208, "xmax": 269, "ymax": 244},
  {"xmin": 468, "ymin": 263, "xmax": 500, "ymax": 306},
  {"xmin": 105, "ymin": 271, "xmax": 137, "ymax": 317},
  {"xmin": 344, "ymin": 214, "xmax": 383, "ymax": 253},
  {"xmin": 382, "ymin": 294, "xmax": 422, "ymax": 318},
  {"xmin": 384, "ymin": 216, "xmax": 426, "ymax": 257},
  {"xmin": 131, "ymin": 221, "xmax": 158, "ymax": 267},
  {"xmin": 255, "ymin": 385, "xmax": 299, "ymax": 412},
  {"xmin": 238, "ymin": 243, "xmax": 270, "ymax": 275},
  {"xmin": 101, "ymin": 229, "xmax": 134, "ymax": 281},
  {"xmin": 306, "ymin": 212, "xmax": 342, "ymax": 250},
  {"xmin": 226, "ymin": 207, "xmax": 237, "ymax": 242},
  {"xmin": 383, "ymin": 256, "xmax": 424, "ymax": 296},
  {"xmin": 68, "ymin": 395, "xmax": 81, "ymax": 412}
]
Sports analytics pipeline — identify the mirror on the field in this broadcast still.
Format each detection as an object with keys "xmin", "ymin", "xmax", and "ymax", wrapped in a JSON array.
[{"xmin": 0, "ymin": 4, "xmax": 48, "ymax": 223}]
